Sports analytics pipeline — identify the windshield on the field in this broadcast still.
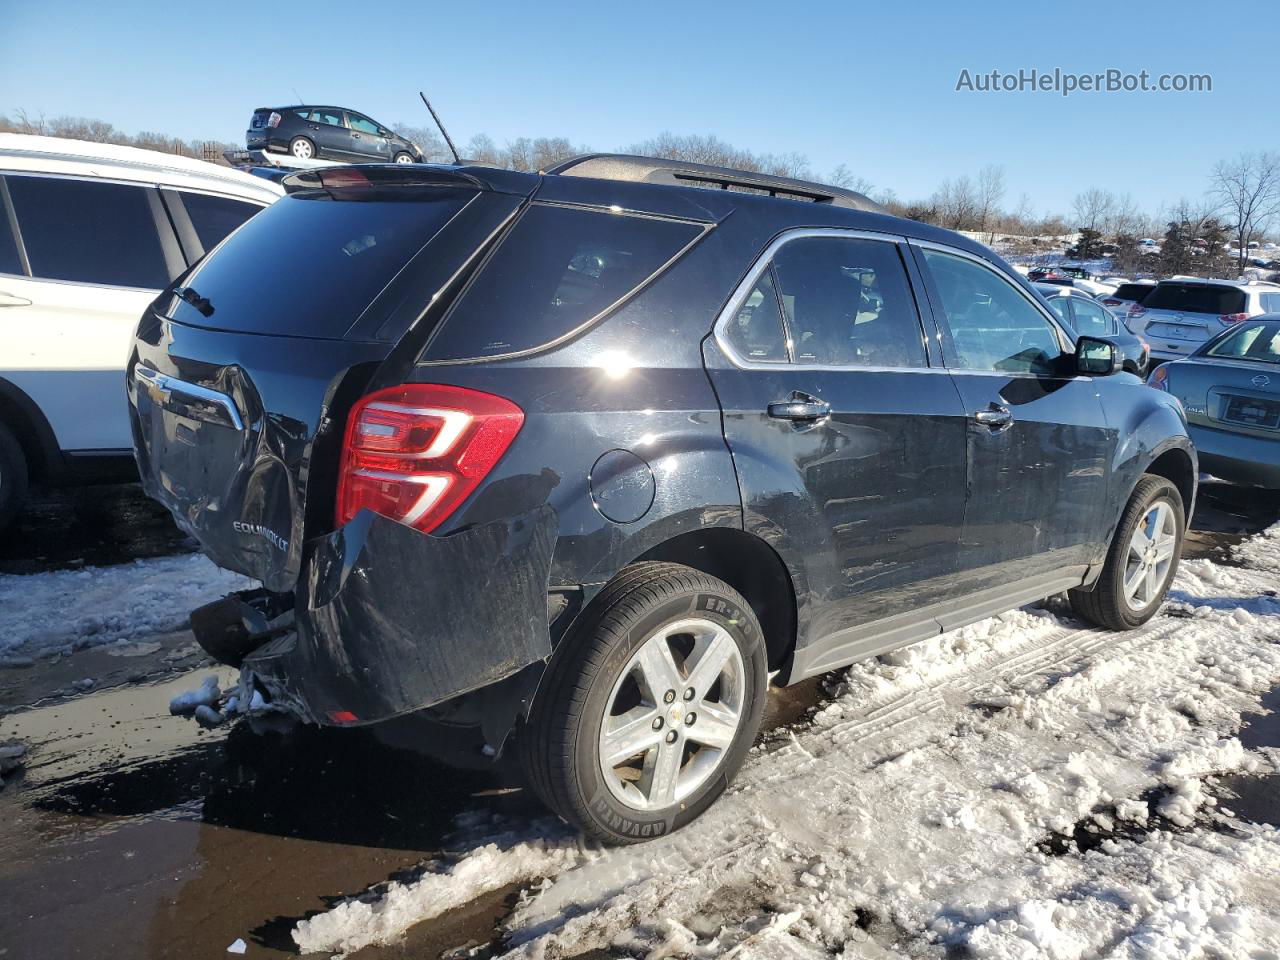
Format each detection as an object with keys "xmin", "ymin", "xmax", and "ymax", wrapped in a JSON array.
[
  {"xmin": 1144, "ymin": 283, "xmax": 1246, "ymax": 315},
  {"xmin": 1203, "ymin": 321, "xmax": 1280, "ymax": 364}
]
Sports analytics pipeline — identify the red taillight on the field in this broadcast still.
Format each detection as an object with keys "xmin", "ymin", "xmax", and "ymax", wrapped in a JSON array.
[
  {"xmin": 1147, "ymin": 364, "xmax": 1169, "ymax": 391},
  {"xmin": 1219, "ymin": 312, "xmax": 1249, "ymax": 324},
  {"xmin": 335, "ymin": 384, "xmax": 524, "ymax": 534},
  {"xmin": 1128, "ymin": 304, "xmax": 1147, "ymax": 318},
  {"xmin": 267, "ymin": 111, "xmax": 282, "ymax": 129},
  {"xmin": 1101, "ymin": 298, "xmax": 1121, "ymax": 306}
]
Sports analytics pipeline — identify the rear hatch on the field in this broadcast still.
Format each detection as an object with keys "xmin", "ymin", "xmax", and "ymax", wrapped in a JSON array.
[
  {"xmin": 247, "ymin": 108, "xmax": 277, "ymax": 143},
  {"xmin": 129, "ymin": 167, "xmax": 526, "ymax": 591},
  {"xmin": 1136, "ymin": 282, "xmax": 1247, "ymax": 356}
]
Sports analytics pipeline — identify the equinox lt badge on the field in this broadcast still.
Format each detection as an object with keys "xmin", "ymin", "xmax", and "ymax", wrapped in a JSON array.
[{"xmin": 232, "ymin": 521, "xmax": 289, "ymax": 553}]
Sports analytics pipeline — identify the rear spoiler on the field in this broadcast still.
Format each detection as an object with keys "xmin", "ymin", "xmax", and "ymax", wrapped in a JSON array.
[{"xmin": 281, "ymin": 164, "xmax": 492, "ymax": 195}]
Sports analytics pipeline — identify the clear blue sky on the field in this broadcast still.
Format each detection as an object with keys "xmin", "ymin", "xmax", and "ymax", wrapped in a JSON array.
[{"xmin": 3, "ymin": 0, "xmax": 1263, "ymax": 218}]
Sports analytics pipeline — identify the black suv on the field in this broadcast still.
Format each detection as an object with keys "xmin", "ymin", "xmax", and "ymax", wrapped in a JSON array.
[
  {"xmin": 246, "ymin": 105, "xmax": 423, "ymax": 164},
  {"xmin": 127, "ymin": 156, "xmax": 1195, "ymax": 843}
]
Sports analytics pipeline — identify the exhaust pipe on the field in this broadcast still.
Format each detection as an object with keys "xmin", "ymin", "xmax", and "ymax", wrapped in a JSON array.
[{"xmin": 189, "ymin": 588, "xmax": 295, "ymax": 667}]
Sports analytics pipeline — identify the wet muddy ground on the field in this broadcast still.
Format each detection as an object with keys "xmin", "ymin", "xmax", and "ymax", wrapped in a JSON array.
[{"xmin": 0, "ymin": 481, "xmax": 1276, "ymax": 960}]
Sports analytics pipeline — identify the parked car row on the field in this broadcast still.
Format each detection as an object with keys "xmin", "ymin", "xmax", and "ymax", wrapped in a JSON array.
[{"xmin": 0, "ymin": 134, "xmax": 282, "ymax": 528}]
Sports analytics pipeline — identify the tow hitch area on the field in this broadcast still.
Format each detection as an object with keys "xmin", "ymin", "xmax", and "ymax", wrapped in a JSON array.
[
  {"xmin": 241, "ymin": 505, "xmax": 557, "ymax": 726},
  {"xmin": 190, "ymin": 588, "xmax": 296, "ymax": 668}
]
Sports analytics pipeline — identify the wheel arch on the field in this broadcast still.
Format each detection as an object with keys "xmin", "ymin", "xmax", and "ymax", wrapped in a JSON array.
[
  {"xmin": 634, "ymin": 527, "xmax": 798, "ymax": 673},
  {"xmin": 0, "ymin": 376, "xmax": 63, "ymax": 483},
  {"xmin": 1143, "ymin": 444, "xmax": 1197, "ymax": 523}
]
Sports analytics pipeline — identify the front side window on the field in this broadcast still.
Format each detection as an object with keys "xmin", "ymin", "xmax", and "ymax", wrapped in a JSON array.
[
  {"xmin": 180, "ymin": 193, "xmax": 263, "ymax": 254},
  {"xmin": 1069, "ymin": 298, "xmax": 1112, "ymax": 337},
  {"xmin": 7, "ymin": 176, "xmax": 169, "ymax": 288},
  {"xmin": 347, "ymin": 115, "xmax": 381, "ymax": 135},
  {"xmin": 425, "ymin": 204, "xmax": 702, "ymax": 361},
  {"xmin": 724, "ymin": 271, "xmax": 788, "ymax": 363},
  {"xmin": 770, "ymin": 236, "xmax": 925, "ymax": 368},
  {"xmin": 922, "ymin": 248, "xmax": 1064, "ymax": 376}
]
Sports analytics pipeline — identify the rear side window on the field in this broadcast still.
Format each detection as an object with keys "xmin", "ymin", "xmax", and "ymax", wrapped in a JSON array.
[
  {"xmin": 1113, "ymin": 283, "xmax": 1153, "ymax": 303},
  {"xmin": 7, "ymin": 176, "xmax": 169, "ymax": 288},
  {"xmin": 771, "ymin": 236, "xmax": 925, "ymax": 368},
  {"xmin": 425, "ymin": 205, "xmax": 703, "ymax": 361},
  {"xmin": 169, "ymin": 187, "xmax": 473, "ymax": 338},
  {"xmin": 1145, "ymin": 283, "xmax": 1246, "ymax": 315},
  {"xmin": 0, "ymin": 189, "xmax": 21, "ymax": 275},
  {"xmin": 1262, "ymin": 292, "xmax": 1280, "ymax": 313},
  {"xmin": 724, "ymin": 272, "xmax": 789, "ymax": 362},
  {"xmin": 180, "ymin": 192, "xmax": 263, "ymax": 252}
]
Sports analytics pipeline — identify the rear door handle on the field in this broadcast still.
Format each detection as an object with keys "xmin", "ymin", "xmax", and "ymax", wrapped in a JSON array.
[
  {"xmin": 0, "ymin": 291, "xmax": 32, "ymax": 307},
  {"xmin": 768, "ymin": 394, "xmax": 830, "ymax": 422},
  {"xmin": 974, "ymin": 404, "xmax": 1013, "ymax": 431}
]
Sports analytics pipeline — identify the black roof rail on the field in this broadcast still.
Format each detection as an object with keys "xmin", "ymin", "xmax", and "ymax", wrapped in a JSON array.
[{"xmin": 546, "ymin": 153, "xmax": 887, "ymax": 214}]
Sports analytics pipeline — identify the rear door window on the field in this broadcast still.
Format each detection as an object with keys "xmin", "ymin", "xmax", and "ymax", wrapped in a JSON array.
[
  {"xmin": 723, "ymin": 271, "xmax": 789, "ymax": 363},
  {"xmin": 7, "ymin": 175, "xmax": 169, "ymax": 288},
  {"xmin": 179, "ymin": 192, "xmax": 264, "ymax": 253},
  {"xmin": 770, "ymin": 236, "xmax": 926, "ymax": 368},
  {"xmin": 425, "ymin": 204, "xmax": 703, "ymax": 361},
  {"xmin": 1144, "ymin": 283, "xmax": 1246, "ymax": 315},
  {"xmin": 168, "ymin": 186, "xmax": 474, "ymax": 338}
]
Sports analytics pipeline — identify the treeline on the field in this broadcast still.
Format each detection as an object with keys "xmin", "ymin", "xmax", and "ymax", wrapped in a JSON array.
[
  {"xmin": 8, "ymin": 110, "xmax": 1278, "ymax": 277},
  {"xmin": 1, "ymin": 110, "xmax": 236, "ymax": 162}
]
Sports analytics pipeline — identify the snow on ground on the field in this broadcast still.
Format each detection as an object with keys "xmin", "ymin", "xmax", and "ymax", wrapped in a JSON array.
[
  {"xmin": 293, "ymin": 523, "xmax": 1280, "ymax": 959},
  {"xmin": 0, "ymin": 553, "xmax": 251, "ymax": 662}
]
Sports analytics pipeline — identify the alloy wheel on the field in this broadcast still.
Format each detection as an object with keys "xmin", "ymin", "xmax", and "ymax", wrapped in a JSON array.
[
  {"xmin": 598, "ymin": 618, "xmax": 745, "ymax": 811},
  {"xmin": 1123, "ymin": 500, "xmax": 1177, "ymax": 611}
]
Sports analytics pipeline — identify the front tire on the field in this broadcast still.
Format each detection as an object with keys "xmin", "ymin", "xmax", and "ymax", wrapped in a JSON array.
[
  {"xmin": 1070, "ymin": 475, "xmax": 1184, "ymax": 630},
  {"xmin": 521, "ymin": 562, "xmax": 767, "ymax": 844},
  {"xmin": 0, "ymin": 421, "xmax": 28, "ymax": 532},
  {"xmin": 289, "ymin": 136, "xmax": 315, "ymax": 160},
  {"xmin": 393, "ymin": 151, "xmax": 415, "ymax": 164}
]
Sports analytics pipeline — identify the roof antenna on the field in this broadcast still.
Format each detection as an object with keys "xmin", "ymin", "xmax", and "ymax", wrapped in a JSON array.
[
  {"xmin": 419, "ymin": 91, "xmax": 462, "ymax": 165},
  {"xmin": 291, "ymin": 86, "xmax": 304, "ymax": 104}
]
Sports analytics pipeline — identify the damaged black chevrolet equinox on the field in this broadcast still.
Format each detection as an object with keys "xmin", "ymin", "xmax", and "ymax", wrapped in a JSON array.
[{"xmin": 128, "ymin": 155, "xmax": 1196, "ymax": 843}]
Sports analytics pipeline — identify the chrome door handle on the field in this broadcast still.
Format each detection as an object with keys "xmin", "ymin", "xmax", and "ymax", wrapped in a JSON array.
[
  {"xmin": 0, "ymin": 291, "xmax": 32, "ymax": 307},
  {"xmin": 974, "ymin": 404, "xmax": 1013, "ymax": 431}
]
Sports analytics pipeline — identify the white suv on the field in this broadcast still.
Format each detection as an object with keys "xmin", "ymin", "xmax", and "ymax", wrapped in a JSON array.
[
  {"xmin": 1129, "ymin": 277, "xmax": 1280, "ymax": 362},
  {"xmin": 0, "ymin": 134, "xmax": 282, "ymax": 528}
]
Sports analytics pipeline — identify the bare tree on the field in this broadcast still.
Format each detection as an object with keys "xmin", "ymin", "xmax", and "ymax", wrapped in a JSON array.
[
  {"xmin": 827, "ymin": 164, "xmax": 874, "ymax": 195},
  {"xmin": 976, "ymin": 164, "xmax": 1005, "ymax": 239},
  {"xmin": 932, "ymin": 176, "xmax": 979, "ymax": 231},
  {"xmin": 1106, "ymin": 192, "xmax": 1143, "ymax": 238},
  {"xmin": 1210, "ymin": 152, "xmax": 1280, "ymax": 272},
  {"xmin": 1072, "ymin": 188, "xmax": 1115, "ymax": 235}
]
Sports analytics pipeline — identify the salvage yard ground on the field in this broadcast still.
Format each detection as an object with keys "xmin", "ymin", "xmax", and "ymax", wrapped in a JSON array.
[{"xmin": 0, "ymin": 485, "xmax": 1278, "ymax": 960}]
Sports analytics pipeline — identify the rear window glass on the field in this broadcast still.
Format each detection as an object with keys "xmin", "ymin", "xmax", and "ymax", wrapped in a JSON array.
[
  {"xmin": 425, "ymin": 204, "xmax": 703, "ymax": 361},
  {"xmin": 168, "ymin": 187, "xmax": 473, "ymax": 338},
  {"xmin": 180, "ymin": 192, "xmax": 263, "ymax": 254},
  {"xmin": 1204, "ymin": 322, "xmax": 1280, "ymax": 364},
  {"xmin": 1112, "ymin": 283, "xmax": 1154, "ymax": 303},
  {"xmin": 1145, "ymin": 283, "xmax": 1246, "ymax": 315},
  {"xmin": 8, "ymin": 175, "xmax": 170, "ymax": 288}
]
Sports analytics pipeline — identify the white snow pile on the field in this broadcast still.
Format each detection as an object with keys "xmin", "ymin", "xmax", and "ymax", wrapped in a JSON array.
[
  {"xmin": 0, "ymin": 553, "xmax": 251, "ymax": 661},
  {"xmin": 293, "ymin": 524, "xmax": 1280, "ymax": 958},
  {"xmin": 169, "ymin": 674, "xmax": 278, "ymax": 727},
  {"xmin": 292, "ymin": 815, "xmax": 589, "ymax": 955}
]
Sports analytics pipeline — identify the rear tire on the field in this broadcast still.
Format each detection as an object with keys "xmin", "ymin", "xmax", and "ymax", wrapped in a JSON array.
[
  {"xmin": 0, "ymin": 421, "xmax": 28, "ymax": 532},
  {"xmin": 289, "ymin": 136, "xmax": 315, "ymax": 160},
  {"xmin": 520, "ymin": 562, "xmax": 767, "ymax": 844},
  {"xmin": 1070, "ymin": 475, "xmax": 1184, "ymax": 630}
]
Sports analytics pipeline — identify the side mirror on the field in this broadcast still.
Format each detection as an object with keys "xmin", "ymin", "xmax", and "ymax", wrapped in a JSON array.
[{"xmin": 1076, "ymin": 336, "xmax": 1121, "ymax": 376}]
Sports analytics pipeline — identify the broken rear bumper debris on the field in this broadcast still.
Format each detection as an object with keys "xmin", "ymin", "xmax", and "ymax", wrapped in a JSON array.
[{"xmin": 192, "ymin": 506, "xmax": 557, "ymax": 726}]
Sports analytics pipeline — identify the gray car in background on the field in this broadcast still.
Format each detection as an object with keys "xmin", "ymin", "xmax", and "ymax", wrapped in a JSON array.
[{"xmin": 1151, "ymin": 317, "xmax": 1280, "ymax": 488}]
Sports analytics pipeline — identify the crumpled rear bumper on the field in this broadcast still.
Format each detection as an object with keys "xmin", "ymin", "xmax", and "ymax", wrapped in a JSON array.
[{"xmin": 228, "ymin": 505, "xmax": 556, "ymax": 726}]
